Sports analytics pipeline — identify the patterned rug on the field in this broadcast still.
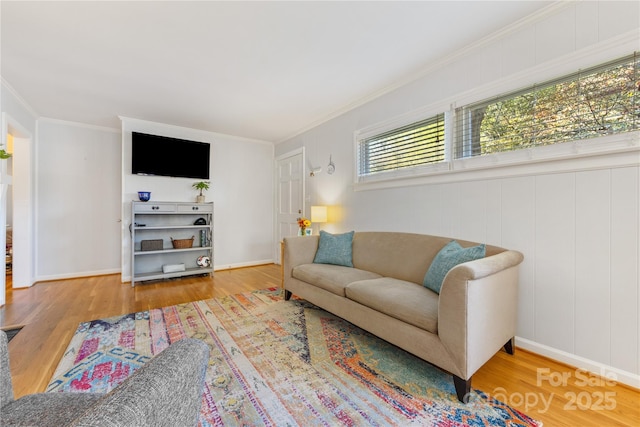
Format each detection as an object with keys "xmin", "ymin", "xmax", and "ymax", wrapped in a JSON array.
[{"xmin": 48, "ymin": 288, "xmax": 541, "ymax": 426}]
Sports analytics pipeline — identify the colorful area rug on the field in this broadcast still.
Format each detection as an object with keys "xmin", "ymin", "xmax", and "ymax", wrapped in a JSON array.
[{"xmin": 48, "ymin": 288, "xmax": 541, "ymax": 426}]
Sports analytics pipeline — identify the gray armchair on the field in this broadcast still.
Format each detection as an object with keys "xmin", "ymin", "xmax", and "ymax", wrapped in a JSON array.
[{"xmin": 1, "ymin": 330, "xmax": 209, "ymax": 426}]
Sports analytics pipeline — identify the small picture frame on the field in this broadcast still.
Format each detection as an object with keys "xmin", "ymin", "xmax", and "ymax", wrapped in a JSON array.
[{"xmin": 305, "ymin": 228, "xmax": 312, "ymax": 236}]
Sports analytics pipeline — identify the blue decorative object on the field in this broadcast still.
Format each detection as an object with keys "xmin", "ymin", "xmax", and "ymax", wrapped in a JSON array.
[
  {"xmin": 138, "ymin": 191, "xmax": 151, "ymax": 202},
  {"xmin": 423, "ymin": 240, "xmax": 486, "ymax": 294},
  {"xmin": 313, "ymin": 230, "xmax": 355, "ymax": 267}
]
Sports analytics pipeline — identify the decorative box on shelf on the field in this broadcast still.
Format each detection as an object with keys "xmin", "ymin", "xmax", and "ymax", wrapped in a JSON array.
[
  {"xmin": 141, "ymin": 239, "xmax": 163, "ymax": 251},
  {"xmin": 162, "ymin": 263, "xmax": 186, "ymax": 273}
]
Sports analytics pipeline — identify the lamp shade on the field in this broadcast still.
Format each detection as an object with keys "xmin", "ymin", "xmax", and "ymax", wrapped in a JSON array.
[{"xmin": 311, "ymin": 205, "xmax": 328, "ymax": 223}]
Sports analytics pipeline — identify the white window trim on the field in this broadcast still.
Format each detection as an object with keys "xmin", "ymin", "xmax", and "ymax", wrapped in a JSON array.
[
  {"xmin": 355, "ymin": 131, "xmax": 639, "ymax": 191},
  {"xmin": 452, "ymin": 132, "xmax": 639, "ymax": 172},
  {"xmin": 354, "ymin": 103, "xmax": 450, "ymax": 185},
  {"xmin": 354, "ymin": 31, "xmax": 640, "ymax": 192}
]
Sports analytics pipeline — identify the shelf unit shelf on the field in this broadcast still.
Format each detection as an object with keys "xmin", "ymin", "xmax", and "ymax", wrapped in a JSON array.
[
  {"xmin": 133, "ymin": 267, "xmax": 214, "ymax": 282},
  {"xmin": 131, "ymin": 201, "xmax": 213, "ymax": 286},
  {"xmin": 134, "ymin": 225, "xmax": 208, "ymax": 231},
  {"xmin": 133, "ymin": 246, "xmax": 213, "ymax": 256}
]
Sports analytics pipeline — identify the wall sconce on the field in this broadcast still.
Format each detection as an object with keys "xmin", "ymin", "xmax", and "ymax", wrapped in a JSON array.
[
  {"xmin": 309, "ymin": 155, "xmax": 335, "ymax": 176},
  {"xmin": 311, "ymin": 206, "xmax": 328, "ymax": 233},
  {"xmin": 309, "ymin": 167, "xmax": 322, "ymax": 177}
]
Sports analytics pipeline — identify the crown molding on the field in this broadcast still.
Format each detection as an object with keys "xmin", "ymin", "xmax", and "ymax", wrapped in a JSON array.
[
  {"xmin": 1, "ymin": 76, "xmax": 40, "ymax": 119},
  {"xmin": 118, "ymin": 116, "xmax": 273, "ymax": 146},
  {"xmin": 38, "ymin": 117, "xmax": 120, "ymax": 133}
]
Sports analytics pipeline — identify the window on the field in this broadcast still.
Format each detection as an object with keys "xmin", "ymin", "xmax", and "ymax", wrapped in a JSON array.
[
  {"xmin": 455, "ymin": 53, "xmax": 639, "ymax": 159},
  {"xmin": 357, "ymin": 113, "xmax": 445, "ymax": 180},
  {"xmin": 355, "ymin": 52, "xmax": 638, "ymax": 190}
]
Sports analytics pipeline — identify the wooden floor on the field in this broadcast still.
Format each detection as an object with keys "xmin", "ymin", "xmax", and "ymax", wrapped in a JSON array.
[{"xmin": 1, "ymin": 265, "xmax": 638, "ymax": 426}]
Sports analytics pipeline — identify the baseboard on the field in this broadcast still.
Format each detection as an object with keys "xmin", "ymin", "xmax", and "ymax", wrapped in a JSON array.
[
  {"xmin": 119, "ymin": 260, "xmax": 276, "ymax": 283},
  {"xmin": 34, "ymin": 268, "xmax": 121, "ymax": 284},
  {"xmin": 516, "ymin": 337, "xmax": 640, "ymax": 390},
  {"xmin": 213, "ymin": 259, "xmax": 274, "ymax": 271}
]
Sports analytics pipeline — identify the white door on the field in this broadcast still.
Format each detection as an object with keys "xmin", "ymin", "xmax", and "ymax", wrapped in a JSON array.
[{"xmin": 275, "ymin": 150, "xmax": 304, "ymax": 264}]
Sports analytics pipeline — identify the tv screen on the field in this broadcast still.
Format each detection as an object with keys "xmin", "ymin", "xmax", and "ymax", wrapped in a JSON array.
[{"xmin": 132, "ymin": 132, "xmax": 210, "ymax": 179}]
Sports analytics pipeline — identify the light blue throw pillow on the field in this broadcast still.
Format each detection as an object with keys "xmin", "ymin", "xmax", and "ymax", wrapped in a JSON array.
[
  {"xmin": 313, "ymin": 230, "xmax": 355, "ymax": 267},
  {"xmin": 423, "ymin": 240, "xmax": 486, "ymax": 294}
]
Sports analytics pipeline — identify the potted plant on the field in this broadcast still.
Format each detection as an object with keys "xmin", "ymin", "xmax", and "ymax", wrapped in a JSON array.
[{"xmin": 192, "ymin": 181, "xmax": 210, "ymax": 203}]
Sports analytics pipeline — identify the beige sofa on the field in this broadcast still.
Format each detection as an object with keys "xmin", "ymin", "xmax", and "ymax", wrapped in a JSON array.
[{"xmin": 283, "ymin": 231, "xmax": 524, "ymax": 402}]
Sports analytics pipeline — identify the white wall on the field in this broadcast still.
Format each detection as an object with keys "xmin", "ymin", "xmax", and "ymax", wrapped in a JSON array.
[
  {"xmin": 33, "ymin": 116, "xmax": 275, "ymax": 282},
  {"xmin": 275, "ymin": 1, "xmax": 640, "ymax": 387},
  {"xmin": 120, "ymin": 117, "xmax": 274, "ymax": 279},
  {"xmin": 36, "ymin": 119, "xmax": 122, "ymax": 280}
]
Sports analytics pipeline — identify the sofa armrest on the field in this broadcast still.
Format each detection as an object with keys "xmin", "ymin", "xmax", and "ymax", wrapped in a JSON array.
[
  {"xmin": 0, "ymin": 331, "xmax": 15, "ymax": 407},
  {"xmin": 437, "ymin": 250, "xmax": 523, "ymax": 379},
  {"xmin": 445, "ymin": 250, "xmax": 524, "ymax": 282},
  {"xmin": 71, "ymin": 338, "xmax": 209, "ymax": 427},
  {"xmin": 283, "ymin": 236, "xmax": 319, "ymax": 282}
]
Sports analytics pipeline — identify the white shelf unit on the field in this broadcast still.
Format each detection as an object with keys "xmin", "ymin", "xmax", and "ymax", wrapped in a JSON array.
[{"xmin": 131, "ymin": 201, "xmax": 213, "ymax": 286}]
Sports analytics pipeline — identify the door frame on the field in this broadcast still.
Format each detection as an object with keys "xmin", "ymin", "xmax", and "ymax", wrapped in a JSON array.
[
  {"xmin": 274, "ymin": 147, "xmax": 305, "ymax": 264},
  {"xmin": 1, "ymin": 113, "xmax": 35, "ymax": 305}
]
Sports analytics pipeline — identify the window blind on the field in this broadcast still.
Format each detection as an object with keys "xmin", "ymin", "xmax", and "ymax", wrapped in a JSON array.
[
  {"xmin": 455, "ymin": 53, "xmax": 639, "ymax": 159},
  {"xmin": 358, "ymin": 113, "xmax": 445, "ymax": 178}
]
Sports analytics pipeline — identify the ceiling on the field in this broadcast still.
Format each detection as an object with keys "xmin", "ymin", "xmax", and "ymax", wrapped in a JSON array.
[{"xmin": 1, "ymin": 1, "xmax": 552, "ymax": 143}]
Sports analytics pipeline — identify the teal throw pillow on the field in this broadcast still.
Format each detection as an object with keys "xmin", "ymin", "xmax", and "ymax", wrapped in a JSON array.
[
  {"xmin": 423, "ymin": 240, "xmax": 486, "ymax": 294},
  {"xmin": 313, "ymin": 230, "xmax": 355, "ymax": 267}
]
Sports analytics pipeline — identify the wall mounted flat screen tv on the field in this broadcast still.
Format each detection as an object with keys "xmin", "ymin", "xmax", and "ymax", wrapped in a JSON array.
[{"xmin": 132, "ymin": 132, "xmax": 210, "ymax": 179}]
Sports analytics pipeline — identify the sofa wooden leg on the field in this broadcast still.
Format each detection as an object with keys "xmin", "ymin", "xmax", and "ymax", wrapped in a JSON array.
[
  {"xmin": 504, "ymin": 337, "xmax": 515, "ymax": 355},
  {"xmin": 284, "ymin": 290, "xmax": 292, "ymax": 301},
  {"xmin": 453, "ymin": 375, "xmax": 471, "ymax": 403}
]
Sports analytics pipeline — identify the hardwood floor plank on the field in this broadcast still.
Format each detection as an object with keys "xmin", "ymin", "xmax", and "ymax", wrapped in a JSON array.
[{"xmin": 1, "ymin": 264, "xmax": 638, "ymax": 426}]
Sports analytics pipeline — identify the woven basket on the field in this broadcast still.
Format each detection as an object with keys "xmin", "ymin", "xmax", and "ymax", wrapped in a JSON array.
[{"xmin": 171, "ymin": 236, "xmax": 194, "ymax": 249}]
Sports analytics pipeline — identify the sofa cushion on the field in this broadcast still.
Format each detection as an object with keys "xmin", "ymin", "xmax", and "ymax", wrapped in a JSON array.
[
  {"xmin": 345, "ymin": 278, "xmax": 439, "ymax": 333},
  {"xmin": 313, "ymin": 230, "xmax": 355, "ymax": 267},
  {"xmin": 351, "ymin": 232, "xmax": 451, "ymax": 285},
  {"xmin": 423, "ymin": 240, "xmax": 486, "ymax": 294},
  {"xmin": 292, "ymin": 263, "xmax": 382, "ymax": 297}
]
